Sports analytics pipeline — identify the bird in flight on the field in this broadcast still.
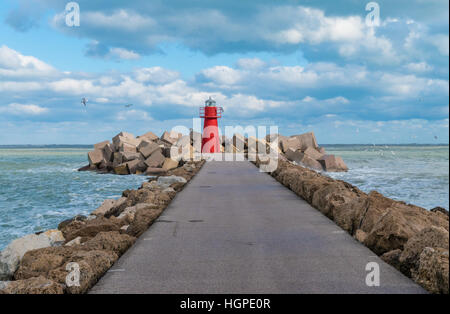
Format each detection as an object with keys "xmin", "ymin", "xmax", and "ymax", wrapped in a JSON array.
[
  {"xmin": 125, "ymin": 104, "xmax": 133, "ymax": 108},
  {"xmin": 81, "ymin": 97, "xmax": 88, "ymax": 107}
]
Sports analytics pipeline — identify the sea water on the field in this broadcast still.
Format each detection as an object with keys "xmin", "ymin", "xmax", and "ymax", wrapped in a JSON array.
[
  {"xmin": 0, "ymin": 147, "xmax": 149, "ymax": 250},
  {"xmin": 325, "ymin": 145, "xmax": 449, "ymax": 211},
  {"xmin": 0, "ymin": 145, "xmax": 448, "ymax": 250}
]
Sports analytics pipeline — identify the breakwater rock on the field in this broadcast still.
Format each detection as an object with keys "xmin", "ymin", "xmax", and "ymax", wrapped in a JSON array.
[
  {"xmin": 254, "ymin": 157, "xmax": 449, "ymax": 294},
  {"xmin": 0, "ymin": 160, "xmax": 205, "ymax": 294},
  {"xmin": 80, "ymin": 130, "xmax": 199, "ymax": 175},
  {"xmin": 81, "ymin": 130, "xmax": 348, "ymax": 174}
]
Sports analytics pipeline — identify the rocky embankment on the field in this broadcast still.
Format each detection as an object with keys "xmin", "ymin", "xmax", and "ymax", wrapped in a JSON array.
[
  {"xmin": 0, "ymin": 160, "xmax": 205, "ymax": 294},
  {"xmin": 254, "ymin": 157, "xmax": 449, "ymax": 294},
  {"xmin": 79, "ymin": 130, "xmax": 194, "ymax": 175},
  {"xmin": 82, "ymin": 130, "xmax": 348, "ymax": 175},
  {"xmin": 267, "ymin": 132, "xmax": 348, "ymax": 172}
]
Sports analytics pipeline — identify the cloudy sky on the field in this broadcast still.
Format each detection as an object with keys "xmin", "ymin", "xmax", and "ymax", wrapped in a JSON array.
[{"xmin": 0, "ymin": 0, "xmax": 448, "ymax": 144}]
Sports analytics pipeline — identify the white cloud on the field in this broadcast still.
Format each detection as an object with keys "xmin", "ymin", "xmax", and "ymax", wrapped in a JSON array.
[
  {"xmin": 0, "ymin": 103, "xmax": 48, "ymax": 115},
  {"xmin": 108, "ymin": 47, "xmax": 140, "ymax": 60},
  {"xmin": 116, "ymin": 109, "xmax": 153, "ymax": 121},
  {"xmin": 198, "ymin": 66, "xmax": 242, "ymax": 86},
  {"xmin": 405, "ymin": 62, "xmax": 433, "ymax": 72},
  {"xmin": 133, "ymin": 67, "xmax": 179, "ymax": 84},
  {"xmin": 235, "ymin": 58, "xmax": 267, "ymax": 70},
  {"xmin": 0, "ymin": 45, "xmax": 57, "ymax": 78}
]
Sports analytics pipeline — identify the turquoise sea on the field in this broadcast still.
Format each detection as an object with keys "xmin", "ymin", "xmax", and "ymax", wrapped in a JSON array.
[
  {"xmin": 0, "ymin": 145, "xmax": 448, "ymax": 250},
  {"xmin": 325, "ymin": 145, "xmax": 449, "ymax": 211},
  {"xmin": 0, "ymin": 147, "xmax": 149, "ymax": 250}
]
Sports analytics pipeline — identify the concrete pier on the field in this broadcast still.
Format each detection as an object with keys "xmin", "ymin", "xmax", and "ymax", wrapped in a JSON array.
[{"xmin": 90, "ymin": 160, "xmax": 425, "ymax": 293}]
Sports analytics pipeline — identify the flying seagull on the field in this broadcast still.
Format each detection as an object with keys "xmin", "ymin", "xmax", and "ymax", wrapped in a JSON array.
[{"xmin": 81, "ymin": 97, "xmax": 88, "ymax": 107}]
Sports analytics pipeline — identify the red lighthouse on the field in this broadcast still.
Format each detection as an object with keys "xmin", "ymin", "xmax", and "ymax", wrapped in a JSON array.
[{"xmin": 200, "ymin": 97, "xmax": 223, "ymax": 153}]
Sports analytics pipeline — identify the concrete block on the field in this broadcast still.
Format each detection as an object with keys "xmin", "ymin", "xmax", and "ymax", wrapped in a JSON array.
[
  {"xmin": 121, "ymin": 152, "xmax": 141, "ymax": 162},
  {"xmin": 160, "ymin": 131, "xmax": 178, "ymax": 145},
  {"xmin": 161, "ymin": 158, "xmax": 179, "ymax": 171},
  {"xmin": 285, "ymin": 148, "xmax": 323, "ymax": 171},
  {"xmin": 113, "ymin": 135, "xmax": 140, "ymax": 148},
  {"xmin": 119, "ymin": 142, "xmax": 137, "ymax": 153},
  {"xmin": 112, "ymin": 152, "xmax": 123, "ymax": 167},
  {"xmin": 303, "ymin": 147, "xmax": 324, "ymax": 160},
  {"xmin": 112, "ymin": 131, "xmax": 134, "ymax": 142},
  {"xmin": 292, "ymin": 132, "xmax": 319, "ymax": 150},
  {"xmin": 114, "ymin": 163, "xmax": 129, "ymax": 175},
  {"xmin": 88, "ymin": 149, "xmax": 104, "ymax": 166},
  {"xmin": 144, "ymin": 150, "xmax": 165, "ymax": 168},
  {"xmin": 138, "ymin": 141, "xmax": 160, "ymax": 158},
  {"xmin": 138, "ymin": 131, "xmax": 158, "ymax": 141},
  {"xmin": 280, "ymin": 137, "xmax": 301, "ymax": 153},
  {"xmin": 93, "ymin": 140, "xmax": 110, "ymax": 150},
  {"xmin": 318, "ymin": 155, "xmax": 348, "ymax": 172},
  {"xmin": 126, "ymin": 159, "xmax": 141, "ymax": 174},
  {"xmin": 103, "ymin": 143, "xmax": 114, "ymax": 162}
]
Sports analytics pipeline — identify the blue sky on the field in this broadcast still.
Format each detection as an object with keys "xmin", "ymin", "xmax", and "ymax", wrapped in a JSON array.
[{"xmin": 0, "ymin": 0, "xmax": 448, "ymax": 144}]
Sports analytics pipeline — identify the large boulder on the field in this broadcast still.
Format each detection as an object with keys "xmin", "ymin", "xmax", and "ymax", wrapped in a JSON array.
[
  {"xmin": 291, "ymin": 132, "xmax": 318, "ymax": 150},
  {"xmin": 121, "ymin": 152, "xmax": 141, "ymax": 162},
  {"xmin": 119, "ymin": 142, "xmax": 137, "ymax": 153},
  {"xmin": 399, "ymin": 226, "xmax": 449, "ymax": 276},
  {"xmin": 311, "ymin": 181, "xmax": 368, "ymax": 233},
  {"xmin": 58, "ymin": 215, "xmax": 87, "ymax": 230},
  {"xmin": 144, "ymin": 150, "xmax": 165, "ymax": 168},
  {"xmin": 157, "ymin": 175, "xmax": 187, "ymax": 185},
  {"xmin": 93, "ymin": 140, "xmax": 110, "ymax": 150},
  {"xmin": 364, "ymin": 202, "xmax": 449, "ymax": 255},
  {"xmin": 412, "ymin": 247, "xmax": 449, "ymax": 294},
  {"xmin": 138, "ymin": 141, "xmax": 160, "ymax": 158},
  {"xmin": 82, "ymin": 231, "xmax": 136, "ymax": 256},
  {"xmin": 113, "ymin": 163, "xmax": 129, "ymax": 175},
  {"xmin": 113, "ymin": 134, "xmax": 141, "ymax": 152},
  {"xmin": 92, "ymin": 197, "xmax": 127, "ymax": 217},
  {"xmin": 318, "ymin": 155, "xmax": 348, "ymax": 172},
  {"xmin": 160, "ymin": 131, "xmax": 178, "ymax": 145},
  {"xmin": 14, "ymin": 246, "xmax": 118, "ymax": 294},
  {"xmin": 285, "ymin": 149, "xmax": 323, "ymax": 171},
  {"xmin": 0, "ymin": 276, "xmax": 64, "ymax": 294},
  {"xmin": 138, "ymin": 131, "xmax": 158, "ymax": 141},
  {"xmin": 126, "ymin": 159, "xmax": 142, "ymax": 174},
  {"xmin": 279, "ymin": 137, "xmax": 301, "ymax": 153},
  {"xmin": 126, "ymin": 205, "xmax": 164, "ymax": 237},
  {"xmin": 0, "ymin": 233, "xmax": 55, "ymax": 280},
  {"xmin": 87, "ymin": 149, "xmax": 104, "ymax": 166},
  {"xmin": 112, "ymin": 152, "xmax": 123, "ymax": 168},
  {"xmin": 60, "ymin": 218, "xmax": 122, "ymax": 243},
  {"xmin": 162, "ymin": 158, "xmax": 179, "ymax": 171},
  {"xmin": 102, "ymin": 143, "xmax": 114, "ymax": 162},
  {"xmin": 42, "ymin": 230, "xmax": 65, "ymax": 245},
  {"xmin": 303, "ymin": 147, "xmax": 324, "ymax": 160},
  {"xmin": 381, "ymin": 249, "xmax": 403, "ymax": 271}
]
